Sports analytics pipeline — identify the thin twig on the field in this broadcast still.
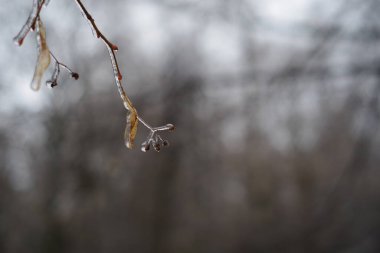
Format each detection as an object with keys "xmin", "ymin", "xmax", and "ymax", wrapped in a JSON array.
[
  {"xmin": 14, "ymin": 0, "xmax": 46, "ymax": 46},
  {"xmin": 49, "ymin": 51, "xmax": 79, "ymax": 79},
  {"xmin": 30, "ymin": 0, "xmax": 46, "ymax": 30},
  {"xmin": 74, "ymin": 0, "xmax": 133, "ymax": 110}
]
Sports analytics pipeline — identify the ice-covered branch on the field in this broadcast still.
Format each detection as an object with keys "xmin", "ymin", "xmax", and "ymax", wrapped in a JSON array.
[
  {"xmin": 14, "ymin": 0, "xmax": 174, "ymax": 151},
  {"xmin": 74, "ymin": 0, "xmax": 174, "ymax": 151},
  {"xmin": 14, "ymin": 0, "xmax": 46, "ymax": 46}
]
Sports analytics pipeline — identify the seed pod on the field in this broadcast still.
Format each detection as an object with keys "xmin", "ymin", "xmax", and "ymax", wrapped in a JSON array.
[
  {"xmin": 141, "ymin": 141, "xmax": 150, "ymax": 152},
  {"xmin": 162, "ymin": 140, "xmax": 169, "ymax": 147},
  {"xmin": 153, "ymin": 142, "xmax": 161, "ymax": 152}
]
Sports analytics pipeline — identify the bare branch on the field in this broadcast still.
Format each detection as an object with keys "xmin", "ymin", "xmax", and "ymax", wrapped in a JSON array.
[
  {"xmin": 14, "ymin": 0, "xmax": 174, "ymax": 151},
  {"xmin": 74, "ymin": 0, "xmax": 174, "ymax": 151}
]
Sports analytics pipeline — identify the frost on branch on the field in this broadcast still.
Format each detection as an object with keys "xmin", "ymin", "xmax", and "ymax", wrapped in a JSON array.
[{"xmin": 14, "ymin": 0, "xmax": 175, "ymax": 152}]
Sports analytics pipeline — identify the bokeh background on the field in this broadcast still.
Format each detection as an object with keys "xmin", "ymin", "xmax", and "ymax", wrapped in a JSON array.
[{"xmin": 1, "ymin": 0, "xmax": 380, "ymax": 252}]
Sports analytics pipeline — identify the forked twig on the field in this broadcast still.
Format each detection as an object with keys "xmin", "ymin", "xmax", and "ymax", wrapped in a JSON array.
[{"xmin": 47, "ymin": 51, "xmax": 79, "ymax": 87}]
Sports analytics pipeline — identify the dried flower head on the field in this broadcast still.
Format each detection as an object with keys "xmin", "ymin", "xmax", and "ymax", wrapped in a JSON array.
[{"xmin": 138, "ymin": 122, "xmax": 174, "ymax": 153}]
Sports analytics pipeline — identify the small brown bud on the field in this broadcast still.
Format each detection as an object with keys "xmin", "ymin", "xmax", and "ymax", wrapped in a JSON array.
[
  {"xmin": 46, "ymin": 80, "xmax": 58, "ymax": 88},
  {"xmin": 111, "ymin": 44, "xmax": 119, "ymax": 51},
  {"xmin": 154, "ymin": 143, "xmax": 161, "ymax": 152},
  {"xmin": 71, "ymin": 73, "xmax": 79, "ymax": 80},
  {"xmin": 141, "ymin": 141, "xmax": 150, "ymax": 152},
  {"xmin": 163, "ymin": 140, "xmax": 169, "ymax": 147}
]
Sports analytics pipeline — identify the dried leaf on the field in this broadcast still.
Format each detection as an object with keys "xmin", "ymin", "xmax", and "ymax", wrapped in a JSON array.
[
  {"xmin": 124, "ymin": 108, "xmax": 138, "ymax": 149},
  {"xmin": 31, "ymin": 18, "xmax": 50, "ymax": 91}
]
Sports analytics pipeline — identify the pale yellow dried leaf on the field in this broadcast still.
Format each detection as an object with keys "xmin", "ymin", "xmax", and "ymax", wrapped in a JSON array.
[
  {"xmin": 124, "ymin": 107, "xmax": 138, "ymax": 149},
  {"xmin": 31, "ymin": 18, "xmax": 50, "ymax": 91}
]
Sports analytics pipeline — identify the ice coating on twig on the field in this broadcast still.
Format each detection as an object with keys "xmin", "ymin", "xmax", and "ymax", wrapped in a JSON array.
[
  {"xmin": 46, "ymin": 62, "xmax": 60, "ymax": 88},
  {"xmin": 13, "ymin": 0, "xmax": 46, "ymax": 46},
  {"xmin": 105, "ymin": 44, "xmax": 130, "ymax": 110}
]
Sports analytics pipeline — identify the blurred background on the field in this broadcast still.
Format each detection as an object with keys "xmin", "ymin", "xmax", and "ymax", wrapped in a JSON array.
[{"xmin": 1, "ymin": 0, "xmax": 380, "ymax": 252}]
